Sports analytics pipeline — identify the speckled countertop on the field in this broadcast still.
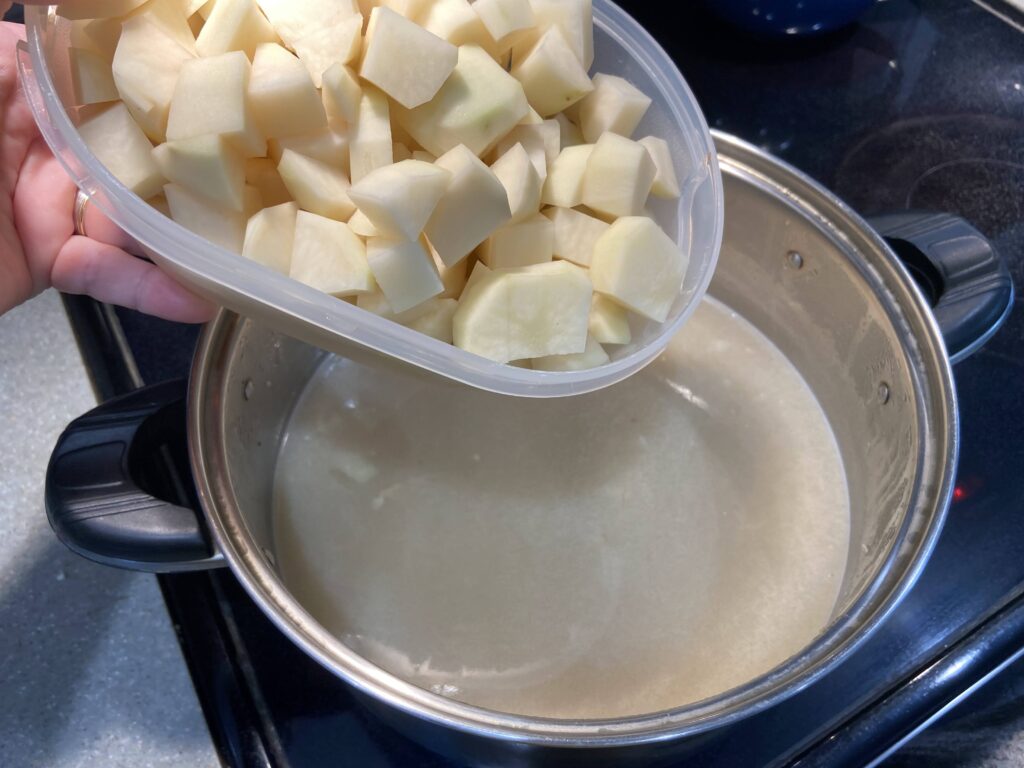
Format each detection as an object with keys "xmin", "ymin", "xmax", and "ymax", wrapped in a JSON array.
[{"xmin": 0, "ymin": 290, "xmax": 218, "ymax": 768}]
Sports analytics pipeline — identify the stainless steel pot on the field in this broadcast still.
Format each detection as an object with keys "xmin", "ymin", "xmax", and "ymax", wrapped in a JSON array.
[{"xmin": 45, "ymin": 133, "xmax": 1012, "ymax": 766}]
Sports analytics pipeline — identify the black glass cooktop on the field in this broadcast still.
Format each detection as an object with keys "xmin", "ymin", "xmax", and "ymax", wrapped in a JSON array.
[{"xmin": 62, "ymin": 1, "xmax": 1024, "ymax": 765}]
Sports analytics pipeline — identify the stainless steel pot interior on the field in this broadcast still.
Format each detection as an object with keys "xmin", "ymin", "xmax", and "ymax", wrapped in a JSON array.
[{"xmin": 188, "ymin": 133, "xmax": 956, "ymax": 746}]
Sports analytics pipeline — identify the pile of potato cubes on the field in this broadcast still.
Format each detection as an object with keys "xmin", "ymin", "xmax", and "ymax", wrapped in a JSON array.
[{"xmin": 63, "ymin": 0, "xmax": 686, "ymax": 370}]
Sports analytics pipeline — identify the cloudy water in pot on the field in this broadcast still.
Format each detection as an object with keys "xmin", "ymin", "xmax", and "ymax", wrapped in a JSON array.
[{"xmin": 272, "ymin": 298, "xmax": 850, "ymax": 719}]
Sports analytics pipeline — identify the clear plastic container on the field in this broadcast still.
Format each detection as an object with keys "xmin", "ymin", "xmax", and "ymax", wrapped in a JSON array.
[{"xmin": 18, "ymin": 1, "xmax": 723, "ymax": 397}]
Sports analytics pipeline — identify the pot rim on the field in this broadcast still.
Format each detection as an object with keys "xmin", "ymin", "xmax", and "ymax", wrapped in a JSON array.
[{"xmin": 187, "ymin": 131, "xmax": 958, "ymax": 747}]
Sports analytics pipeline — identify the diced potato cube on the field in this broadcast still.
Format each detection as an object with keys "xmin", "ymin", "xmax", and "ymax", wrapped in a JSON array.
[
  {"xmin": 393, "ymin": 45, "xmax": 528, "ymax": 158},
  {"xmin": 472, "ymin": 0, "xmax": 534, "ymax": 47},
  {"xmin": 492, "ymin": 120, "xmax": 559, "ymax": 179},
  {"xmin": 490, "ymin": 143, "xmax": 541, "ymax": 223},
  {"xmin": 591, "ymin": 216, "xmax": 686, "ymax": 323},
  {"xmin": 516, "ymin": 0, "xmax": 592, "ymax": 70},
  {"xmin": 350, "ymin": 87, "xmax": 393, "ymax": 182},
  {"xmin": 638, "ymin": 136, "xmax": 681, "ymax": 199},
  {"xmin": 589, "ymin": 294, "xmax": 631, "ymax": 345},
  {"xmin": 277, "ymin": 149, "xmax": 356, "ymax": 220},
  {"xmin": 153, "ymin": 134, "xmax": 246, "ymax": 211},
  {"xmin": 112, "ymin": 15, "xmax": 196, "ymax": 143},
  {"xmin": 348, "ymin": 209, "xmax": 378, "ymax": 236},
  {"xmin": 256, "ymin": 0, "xmax": 360, "ymax": 48},
  {"xmin": 424, "ymin": 144, "xmax": 511, "ymax": 266},
  {"xmin": 290, "ymin": 210, "xmax": 374, "ymax": 295},
  {"xmin": 79, "ymin": 103, "xmax": 164, "ymax": 199},
  {"xmin": 541, "ymin": 144, "xmax": 591, "ymax": 208},
  {"xmin": 245, "ymin": 158, "xmax": 292, "ymax": 206},
  {"xmin": 404, "ymin": 297, "xmax": 458, "ymax": 342},
  {"xmin": 58, "ymin": 0, "xmax": 149, "ymax": 20},
  {"xmin": 361, "ymin": 7, "xmax": 458, "ymax": 109},
  {"xmin": 544, "ymin": 205, "xmax": 607, "ymax": 267},
  {"xmin": 510, "ymin": 27, "xmax": 592, "ymax": 117},
  {"xmin": 366, "ymin": 237, "xmax": 444, "ymax": 312},
  {"xmin": 249, "ymin": 43, "xmax": 328, "ymax": 139},
  {"xmin": 453, "ymin": 260, "xmax": 592, "ymax": 362},
  {"xmin": 554, "ymin": 112, "xmax": 583, "ymax": 147},
  {"xmin": 348, "ymin": 159, "xmax": 451, "ymax": 240},
  {"xmin": 418, "ymin": 0, "xmax": 500, "ymax": 58},
  {"xmin": 269, "ymin": 127, "xmax": 349, "ymax": 172},
  {"xmin": 242, "ymin": 201, "xmax": 298, "ymax": 273},
  {"xmin": 412, "ymin": 150, "xmax": 436, "ymax": 163},
  {"xmin": 292, "ymin": 14, "xmax": 362, "ymax": 87},
  {"xmin": 532, "ymin": 334, "xmax": 609, "ymax": 371},
  {"xmin": 577, "ymin": 73, "xmax": 652, "ymax": 143},
  {"xmin": 167, "ymin": 51, "xmax": 265, "ymax": 159},
  {"xmin": 480, "ymin": 214, "xmax": 553, "ymax": 269},
  {"xmin": 69, "ymin": 48, "xmax": 119, "ymax": 106},
  {"xmin": 196, "ymin": 0, "xmax": 278, "ymax": 59},
  {"xmin": 165, "ymin": 183, "xmax": 247, "ymax": 252},
  {"xmin": 322, "ymin": 62, "xmax": 362, "ymax": 125},
  {"xmin": 581, "ymin": 133, "xmax": 655, "ymax": 219}
]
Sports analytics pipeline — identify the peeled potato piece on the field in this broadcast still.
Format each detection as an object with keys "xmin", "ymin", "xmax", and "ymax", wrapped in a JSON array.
[
  {"xmin": 404, "ymin": 297, "xmax": 459, "ymax": 342},
  {"xmin": 164, "ymin": 183, "xmax": 247, "ymax": 253},
  {"xmin": 350, "ymin": 87, "xmax": 393, "ymax": 182},
  {"xmin": 581, "ymin": 132, "xmax": 655, "ymax": 219},
  {"xmin": 588, "ymin": 294, "xmax": 631, "ymax": 345},
  {"xmin": 532, "ymin": 334, "xmax": 609, "ymax": 371},
  {"xmin": 167, "ymin": 51, "xmax": 265, "ymax": 159},
  {"xmin": 248, "ymin": 43, "xmax": 328, "ymax": 140},
  {"xmin": 591, "ymin": 216, "xmax": 687, "ymax": 323},
  {"xmin": 112, "ymin": 14, "xmax": 196, "ymax": 143},
  {"xmin": 393, "ymin": 45, "xmax": 528, "ymax": 158},
  {"xmin": 242, "ymin": 201, "xmax": 298, "ymax": 273},
  {"xmin": 277, "ymin": 149, "xmax": 356, "ymax": 221},
  {"xmin": 424, "ymin": 144, "xmax": 511, "ymax": 267},
  {"xmin": 196, "ymin": 0, "xmax": 278, "ymax": 59},
  {"xmin": 541, "ymin": 144, "xmax": 592, "ymax": 208},
  {"xmin": 79, "ymin": 103, "xmax": 165, "ymax": 199},
  {"xmin": 544, "ymin": 206, "xmax": 607, "ymax": 267},
  {"xmin": 256, "ymin": 0, "xmax": 360, "ymax": 49},
  {"xmin": 510, "ymin": 27, "xmax": 592, "ymax": 118},
  {"xmin": 153, "ymin": 134, "xmax": 246, "ymax": 212},
  {"xmin": 321, "ymin": 62, "xmax": 362, "ymax": 125},
  {"xmin": 348, "ymin": 159, "xmax": 451, "ymax": 240},
  {"xmin": 638, "ymin": 136, "xmax": 681, "ymax": 199},
  {"xmin": 453, "ymin": 260, "xmax": 591, "ymax": 363},
  {"xmin": 479, "ymin": 214, "xmax": 553, "ymax": 269},
  {"xmin": 366, "ymin": 237, "xmax": 444, "ymax": 312},
  {"xmin": 290, "ymin": 210, "xmax": 374, "ymax": 296},
  {"xmin": 472, "ymin": 0, "xmax": 535, "ymax": 48},
  {"xmin": 490, "ymin": 143, "xmax": 542, "ymax": 223},
  {"xmin": 577, "ymin": 73, "xmax": 652, "ymax": 144},
  {"xmin": 292, "ymin": 15, "xmax": 362, "ymax": 88},
  {"xmin": 361, "ymin": 7, "xmax": 458, "ymax": 109}
]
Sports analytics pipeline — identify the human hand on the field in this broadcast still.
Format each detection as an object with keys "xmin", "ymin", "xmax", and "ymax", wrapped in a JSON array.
[{"xmin": 0, "ymin": 4, "xmax": 215, "ymax": 322}]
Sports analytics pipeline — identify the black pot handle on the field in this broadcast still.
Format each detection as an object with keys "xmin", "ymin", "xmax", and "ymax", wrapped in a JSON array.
[
  {"xmin": 870, "ymin": 212, "xmax": 1014, "ymax": 363},
  {"xmin": 45, "ymin": 378, "xmax": 224, "ymax": 572}
]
